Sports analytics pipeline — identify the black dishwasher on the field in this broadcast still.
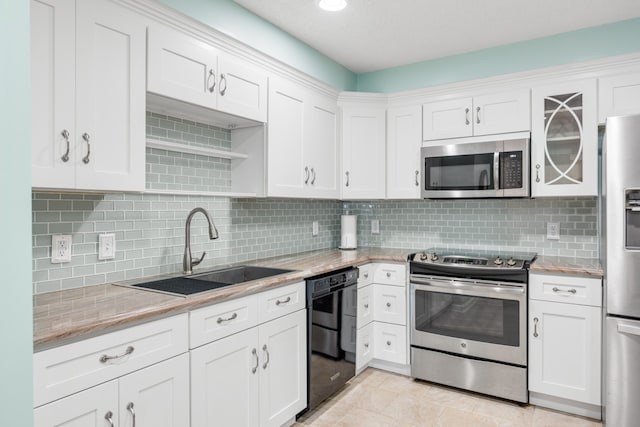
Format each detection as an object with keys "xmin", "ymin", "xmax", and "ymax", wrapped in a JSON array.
[{"xmin": 301, "ymin": 266, "xmax": 359, "ymax": 415}]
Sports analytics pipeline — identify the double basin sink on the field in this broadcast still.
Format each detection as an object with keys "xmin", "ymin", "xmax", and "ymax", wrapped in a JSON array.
[{"xmin": 127, "ymin": 266, "xmax": 294, "ymax": 296}]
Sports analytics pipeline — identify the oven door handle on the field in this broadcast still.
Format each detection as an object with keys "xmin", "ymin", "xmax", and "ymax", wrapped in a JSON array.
[{"xmin": 410, "ymin": 275, "xmax": 525, "ymax": 296}]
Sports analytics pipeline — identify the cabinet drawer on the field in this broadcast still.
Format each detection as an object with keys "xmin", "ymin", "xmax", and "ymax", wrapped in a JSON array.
[
  {"xmin": 357, "ymin": 263, "xmax": 375, "ymax": 288},
  {"xmin": 357, "ymin": 284, "xmax": 374, "ymax": 329},
  {"xmin": 33, "ymin": 313, "xmax": 188, "ymax": 407},
  {"xmin": 190, "ymin": 294, "xmax": 259, "ymax": 349},
  {"xmin": 373, "ymin": 322, "xmax": 407, "ymax": 365},
  {"xmin": 373, "ymin": 263, "xmax": 406, "ymax": 286},
  {"xmin": 258, "ymin": 281, "xmax": 305, "ymax": 323},
  {"xmin": 373, "ymin": 284, "xmax": 406, "ymax": 325},
  {"xmin": 530, "ymin": 273, "xmax": 602, "ymax": 307}
]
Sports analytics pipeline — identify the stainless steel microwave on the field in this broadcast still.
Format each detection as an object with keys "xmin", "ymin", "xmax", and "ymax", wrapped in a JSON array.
[{"xmin": 421, "ymin": 132, "xmax": 530, "ymax": 199}]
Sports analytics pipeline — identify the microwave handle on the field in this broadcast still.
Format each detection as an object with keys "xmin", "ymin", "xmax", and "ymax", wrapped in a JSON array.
[{"xmin": 494, "ymin": 152, "xmax": 500, "ymax": 190}]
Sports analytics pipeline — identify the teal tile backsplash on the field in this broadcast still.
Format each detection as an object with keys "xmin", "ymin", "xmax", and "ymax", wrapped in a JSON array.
[{"xmin": 31, "ymin": 111, "xmax": 598, "ymax": 293}]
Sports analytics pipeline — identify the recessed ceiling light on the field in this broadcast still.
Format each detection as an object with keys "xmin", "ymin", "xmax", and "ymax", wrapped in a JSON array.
[{"xmin": 317, "ymin": 0, "xmax": 347, "ymax": 12}]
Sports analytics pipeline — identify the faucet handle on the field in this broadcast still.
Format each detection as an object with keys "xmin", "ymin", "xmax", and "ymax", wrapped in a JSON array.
[{"xmin": 192, "ymin": 251, "xmax": 206, "ymax": 267}]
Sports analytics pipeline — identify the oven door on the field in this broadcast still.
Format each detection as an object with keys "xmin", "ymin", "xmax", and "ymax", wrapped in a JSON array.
[{"xmin": 410, "ymin": 275, "xmax": 527, "ymax": 366}]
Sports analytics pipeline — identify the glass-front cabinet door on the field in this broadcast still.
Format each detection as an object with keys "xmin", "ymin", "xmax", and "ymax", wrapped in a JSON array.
[{"xmin": 531, "ymin": 79, "xmax": 597, "ymax": 197}]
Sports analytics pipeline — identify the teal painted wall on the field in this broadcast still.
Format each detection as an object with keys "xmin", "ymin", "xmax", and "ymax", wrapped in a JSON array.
[
  {"xmin": 0, "ymin": 0, "xmax": 33, "ymax": 425},
  {"xmin": 357, "ymin": 18, "xmax": 640, "ymax": 93},
  {"xmin": 157, "ymin": 0, "xmax": 358, "ymax": 90}
]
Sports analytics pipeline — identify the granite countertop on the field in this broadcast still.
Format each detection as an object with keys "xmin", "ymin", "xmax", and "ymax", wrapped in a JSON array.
[
  {"xmin": 33, "ymin": 247, "xmax": 410, "ymax": 350},
  {"xmin": 33, "ymin": 247, "xmax": 603, "ymax": 350}
]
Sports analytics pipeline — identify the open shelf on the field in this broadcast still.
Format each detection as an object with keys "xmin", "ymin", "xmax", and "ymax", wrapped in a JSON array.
[{"xmin": 146, "ymin": 138, "xmax": 249, "ymax": 160}]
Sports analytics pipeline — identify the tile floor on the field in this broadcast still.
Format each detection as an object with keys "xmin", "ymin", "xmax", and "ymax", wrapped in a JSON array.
[{"xmin": 295, "ymin": 368, "xmax": 603, "ymax": 427}]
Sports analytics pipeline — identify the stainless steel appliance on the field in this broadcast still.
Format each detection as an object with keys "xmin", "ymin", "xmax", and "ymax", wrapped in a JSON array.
[
  {"xmin": 409, "ymin": 249, "xmax": 536, "ymax": 403},
  {"xmin": 302, "ymin": 267, "xmax": 359, "ymax": 415},
  {"xmin": 602, "ymin": 114, "xmax": 640, "ymax": 427},
  {"xmin": 421, "ymin": 132, "xmax": 530, "ymax": 199}
]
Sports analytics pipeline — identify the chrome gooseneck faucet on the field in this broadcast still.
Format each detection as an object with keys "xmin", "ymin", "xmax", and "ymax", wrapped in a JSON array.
[{"xmin": 183, "ymin": 207, "xmax": 219, "ymax": 274}]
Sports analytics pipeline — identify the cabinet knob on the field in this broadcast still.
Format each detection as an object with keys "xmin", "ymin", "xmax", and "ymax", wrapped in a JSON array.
[
  {"xmin": 386, "ymin": 340, "xmax": 391, "ymax": 346},
  {"xmin": 364, "ymin": 272, "xmax": 369, "ymax": 278},
  {"xmin": 386, "ymin": 272, "xmax": 391, "ymax": 278},
  {"xmin": 364, "ymin": 303, "xmax": 369, "ymax": 309}
]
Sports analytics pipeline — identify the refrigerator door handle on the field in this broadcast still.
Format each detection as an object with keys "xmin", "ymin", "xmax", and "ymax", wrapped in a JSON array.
[{"xmin": 618, "ymin": 321, "xmax": 640, "ymax": 336}]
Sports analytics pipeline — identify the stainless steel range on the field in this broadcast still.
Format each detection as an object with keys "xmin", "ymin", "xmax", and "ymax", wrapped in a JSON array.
[{"xmin": 409, "ymin": 248, "xmax": 536, "ymax": 403}]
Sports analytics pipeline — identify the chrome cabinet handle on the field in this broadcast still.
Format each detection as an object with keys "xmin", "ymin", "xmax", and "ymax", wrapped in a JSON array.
[
  {"xmin": 465, "ymin": 108, "xmax": 470, "ymax": 125},
  {"xmin": 276, "ymin": 296, "xmax": 291, "ymax": 306},
  {"xmin": 552, "ymin": 287, "xmax": 577, "ymax": 294},
  {"xmin": 252, "ymin": 348, "xmax": 258, "ymax": 374},
  {"xmin": 363, "ymin": 272, "xmax": 369, "ymax": 278},
  {"xmin": 533, "ymin": 317, "xmax": 539, "ymax": 338},
  {"xmin": 386, "ymin": 340, "xmax": 391, "ymax": 346},
  {"xmin": 386, "ymin": 302, "xmax": 391, "ymax": 308},
  {"xmin": 262, "ymin": 344, "xmax": 270, "ymax": 369},
  {"xmin": 219, "ymin": 73, "xmax": 227, "ymax": 96},
  {"xmin": 127, "ymin": 402, "xmax": 136, "ymax": 427},
  {"xmin": 364, "ymin": 303, "xmax": 369, "ymax": 309},
  {"xmin": 535, "ymin": 164, "xmax": 541, "ymax": 183},
  {"xmin": 311, "ymin": 168, "xmax": 316, "ymax": 185},
  {"xmin": 60, "ymin": 129, "xmax": 70, "ymax": 162},
  {"xmin": 105, "ymin": 411, "xmax": 114, "ymax": 427},
  {"xmin": 100, "ymin": 345, "xmax": 134, "ymax": 363},
  {"xmin": 415, "ymin": 170, "xmax": 419, "ymax": 186},
  {"xmin": 207, "ymin": 69, "xmax": 216, "ymax": 93},
  {"xmin": 217, "ymin": 312, "xmax": 238, "ymax": 324},
  {"xmin": 304, "ymin": 166, "xmax": 310, "ymax": 184},
  {"xmin": 386, "ymin": 272, "xmax": 391, "ymax": 278},
  {"xmin": 345, "ymin": 171, "xmax": 350, "ymax": 187},
  {"xmin": 364, "ymin": 343, "xmax": 369, "ymax": 348},
  {"xmin": 82, "ymin": 133, "xmax": 91, "ymax": 164},
  {"xmin": 476, "ymin": 106, "xmax": 481, "ymax": 124}
]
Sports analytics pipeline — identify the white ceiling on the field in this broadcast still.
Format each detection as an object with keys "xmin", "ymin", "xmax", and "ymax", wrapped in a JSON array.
[{"xmin": 233, "ymin": 0, "xmax": 640, "ymax": 74}]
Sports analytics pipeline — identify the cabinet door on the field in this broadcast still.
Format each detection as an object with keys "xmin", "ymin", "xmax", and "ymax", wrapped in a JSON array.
[
  {"xmin": 423, "ymin": 97, "xmax": 473, "ymax": 141},
  {"xmin": 341, "ymin": 106, "xmax": 386, "ymax": 199},
  {"xmin": 31, "ymin": 0, "xmax": 76, "ymax": 188},
  {"xmin": 529, "ymin": 299, "xmax": 601, "ymax": 405},
  {"xmin": 531, "ymin": 79, "xmax": 597, "ymax": 197},
  {"xmin": 217, "ymin": 54, "xmax": 268, "ymax": 122},
  {"xmin": 191, "ymin": 327, "xmax": 260, "ymax": 427},
  {"xmin": 357, "ymin": 284, "xmax": 374, "ymax": 329},
  {"xmin": 306, "ymin": 93, "xmax": 339, "ymax": 198},
  {"xmin": 387, "ymin": 105, "xmax": 422, "ymax": 199},
  {"xmin": 147, "ymin": 24, "xmax": 218, "ymax": 110},
  {"xmin": 75, "ymin": 0, "xmax": 145, "ymax": 191},
  {"xmin": 356, "ymin": 322, "xmax": 373, "ymax": 372},
  {"xmin": 473, "ymin": 89, "xmax": 530, "ymax": 136},
  {"xmin": 599, "ymin": 73, "xmax": 640, "ymax": 123},
  {"xmin": 259, "ymin": 309, "xmax": 307, "ymax": 427},
  {"xmin": 119, "ymin": 354, "xmax": 190, "ymax": 427},
  {"xmin": 267, "ymin": 77, "xmax": 307, "ymax": 197},
  {"xmin": 34, "ymin": 380, "xmax": 118, "ymax": 427}
]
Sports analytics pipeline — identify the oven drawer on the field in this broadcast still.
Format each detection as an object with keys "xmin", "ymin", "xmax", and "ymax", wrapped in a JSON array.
[
  {"xmin": 373, "ymin": 284, "xmax": 406, "ymax": 326},
  {"xmin": 258, "ymin": 281, "xmax": 305, "ymax": 323},
  {"xmin": 34, "ymin": 313, "xmax": 188, "ymax": 407},
  {"xmin": 190, "ymin": 294, "xmax": 259, "ymax": 348},
  {"xmin": 373, "ymin": 263, "xmax": 406, "ymax": 286},
  {"xmin": 530, "ymin": 272, "xmax": 602, "ymax": 307}
]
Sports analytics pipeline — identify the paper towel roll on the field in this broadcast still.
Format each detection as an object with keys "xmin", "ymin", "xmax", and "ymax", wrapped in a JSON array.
[{"xmin": 340, "ymin": 215, "xmax": 357, "ymax": 249}]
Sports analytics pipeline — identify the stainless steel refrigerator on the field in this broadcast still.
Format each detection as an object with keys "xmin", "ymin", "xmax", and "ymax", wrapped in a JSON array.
[{"xmin": 602, "ymin": 113, "xmax": 640, "ymax": 427}]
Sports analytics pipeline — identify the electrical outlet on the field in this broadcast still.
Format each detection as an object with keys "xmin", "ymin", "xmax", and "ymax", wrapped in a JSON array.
[
  {"xmin": 99, "ymin": 233, "xmax": 116, "ymax": 260},
  {"xmin": 51, "ymin": 235, "xmax": 72, "ymax": 263},
  {"xmin": 312, "ymin": 221, "xmax": 319, "ymax": 237},
  {"xmin": 547, "ymin": 222, "xmax": 560, "ymax": 240},
  {"xmin": 371, "ymin": 219, "xmax": 380, "ymax": 234}
]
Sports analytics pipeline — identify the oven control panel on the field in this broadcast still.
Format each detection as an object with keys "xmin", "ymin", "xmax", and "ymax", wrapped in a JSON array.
[{"xmin": 412, "ymin": 251, "xmax": 532, "ymax": 270}]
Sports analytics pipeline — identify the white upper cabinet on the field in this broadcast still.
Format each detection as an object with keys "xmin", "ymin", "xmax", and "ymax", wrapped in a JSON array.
[
  {"xmin": 531, "ymin": 79, "xmax": 597, "ymax": 197},
  {"xmin": 267, "ymin": 76, "xmax": 338, "ymax": 199},
  {"xmin": 147, "ymin": 24, "xmax": 268, "ymax": 123},
  {"xmin": 423, "ymin": 89, "xmax": 530, "ymax": 141},
  {"xmin": 598, "ymin": 72, "xmax": 640, "ymax": 124},
  {"xmin": 31, "ymin": 0, "xmax": 146, "ymax": 192},
  {"xmin": 341, "ymin": 103, "xmax": 386, "ymax": 199},
  {"xmin": 386, "ymin": 105, "xmax": 422, "ymax": 199}
]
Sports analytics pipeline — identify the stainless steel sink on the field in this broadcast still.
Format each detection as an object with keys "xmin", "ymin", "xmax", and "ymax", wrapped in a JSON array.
[
  {"xmin": 124, "ymin": 265, "xmax": 294, "ymax": 296},
  {"xmin": 190, "ymin": 266, "xmax": 293, "ymax": 285}
]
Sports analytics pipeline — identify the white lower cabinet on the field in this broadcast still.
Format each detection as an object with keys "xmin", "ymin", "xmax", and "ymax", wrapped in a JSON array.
[
  {"xmin": 528, "ymin": 272, "xmax": 602, "ymax": 419},
  {"xmin": 190, "ymin": 292, "xmax": 307, "ymax": 427},
  {"xmin": 355, "ymin": 263, "xmax": 408, "ymax": 373},
  {"xmin": 34, "ymin": 353, "xmax": 190, "ymax": 427}
]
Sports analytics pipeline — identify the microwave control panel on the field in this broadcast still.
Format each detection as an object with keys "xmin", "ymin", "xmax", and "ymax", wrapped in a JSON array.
[{"xmin": 500, "ymin": 151, "xmax": 523, "ymax": 189}]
